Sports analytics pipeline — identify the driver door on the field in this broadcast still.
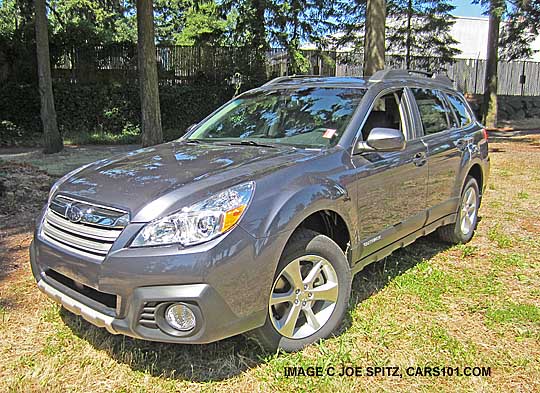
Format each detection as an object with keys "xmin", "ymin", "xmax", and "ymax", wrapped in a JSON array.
[{"xmin": 351, "ymin": 88, "xmax": 428, "ymax": 257}]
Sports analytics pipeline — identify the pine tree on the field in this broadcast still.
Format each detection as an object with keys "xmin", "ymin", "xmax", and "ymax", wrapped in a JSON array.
[
  {"xmin": 386, "ymin": 0, "xmax": 460, "ymax": 70},
  {"xmin": 221, "ymin": 0, "xmax": 269, "ymax": 82},
  {"xmin": 499, "ymin": 0, "xmax": 540, "ymax": 60},
  {"xmin": 335, "ymin": 0, "xmax": 460, "ymax": 72},
  {"xmin": 266, "ymin": 0, "xmax": 342, "ymax": 74}
]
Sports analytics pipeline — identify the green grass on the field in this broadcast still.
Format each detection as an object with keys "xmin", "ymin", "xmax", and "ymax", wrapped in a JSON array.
[
  {"xmin": 490, "ymin": 253, "xmax": 527, "ymax": 268},
  {"xmin": 391, "ymin": 262, "xmax": 457, "ymax": 311},
  {"xmin": 498, "ymin": 169, "xmax": 511, "ymax": 177},
  {"xmin": 63, "ymin": 128, "xmax": 183, "ymax": 146},
  {"xmin": 486, "ymin": 303, "xmax": 540, "ymax": 325},
  {"xmin": 456, "ymin": 244, "xmax": 478, "ymax": 258},
  {"xmin": 487, "ymin": 224, "xmax": 513, "ymax": 248},
  {"xmin": 64, "ymin": 130, "xmax": 141, "ymax": 145},
  {"xmin": 517, "ymin": 191, "xmax": 529, "ymax": 199}
]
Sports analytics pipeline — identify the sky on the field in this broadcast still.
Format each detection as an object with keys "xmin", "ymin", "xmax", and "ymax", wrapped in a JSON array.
[{"xmin": 452, "ymin": 0, "xmax": 486, "ymax": 18}]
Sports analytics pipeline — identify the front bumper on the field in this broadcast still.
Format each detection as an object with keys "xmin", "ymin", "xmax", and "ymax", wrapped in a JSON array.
[
  {"xmin": 30, "ymin": 220, "xmax": 287, "ymax": 343},
  {"xmin": 37, "ymin": 278, "xmax": 116, "ymax": 334},
  {"xmin": 33, "ymin": 270, "xmax": 259, "ymax": 343}
]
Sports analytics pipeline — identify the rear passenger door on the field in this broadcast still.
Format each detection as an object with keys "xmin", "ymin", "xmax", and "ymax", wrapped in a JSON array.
[{"xmin": 409, "ymin": 87, "xmax": 464, "ymax": 223}]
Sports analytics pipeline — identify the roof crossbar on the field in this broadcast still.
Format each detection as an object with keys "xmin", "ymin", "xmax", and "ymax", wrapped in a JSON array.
[{"xmin": 369, "ymin": 69, "xmax": 454, "ymax": 87}]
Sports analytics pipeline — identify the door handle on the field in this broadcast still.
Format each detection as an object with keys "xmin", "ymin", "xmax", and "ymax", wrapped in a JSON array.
[{"xmin": 412, "ymin": 152, "xmax": 427, "ymax": 167}]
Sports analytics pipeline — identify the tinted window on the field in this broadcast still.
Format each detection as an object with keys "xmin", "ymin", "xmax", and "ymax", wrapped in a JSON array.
[
  {"xmin": 446, "ymin": 94, "xmax": 472, "ymax": 128},
  {"xmin": 188, "ymin": 87, "xmax": 365, "ymax": 148},
  {"xmin": 362, "ymin": 90, "xmax": 405, "ymax": 140},
  {"xmin": 411, "ymin": 88, "xmax": 451, "ymax": 135}
]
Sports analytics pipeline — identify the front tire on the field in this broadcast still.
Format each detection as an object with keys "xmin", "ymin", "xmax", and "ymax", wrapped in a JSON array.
[
  {"xmin": 437, "ymin": 176, "xmax": 480, "ymax": 244},
  {"xmin": 252, "ymin": 229, "xmax": 352, "ymax": 352}
]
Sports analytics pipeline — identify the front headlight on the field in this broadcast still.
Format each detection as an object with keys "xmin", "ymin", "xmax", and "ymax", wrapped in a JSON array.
[{"xmin": 131, "ymin": 182, "xmax": 255, "ymax": 247}]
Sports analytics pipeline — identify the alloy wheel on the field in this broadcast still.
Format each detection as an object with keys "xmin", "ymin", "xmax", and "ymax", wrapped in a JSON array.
[
  {"xmin": 460, "ymin": 186, "xmax": 478, "ymax": 236},
  {"xmin": 269, "ymin": 255, "xmax": 339, "ymax": 339}
]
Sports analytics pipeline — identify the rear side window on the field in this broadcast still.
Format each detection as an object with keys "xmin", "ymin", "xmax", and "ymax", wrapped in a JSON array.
[
  {"xmin": 411, "ymin": 88, "xmax": 451, "ymax": 135},
  {"xmin": 446, "ymin": 94, "xmax": 472, "ymax": 128}
]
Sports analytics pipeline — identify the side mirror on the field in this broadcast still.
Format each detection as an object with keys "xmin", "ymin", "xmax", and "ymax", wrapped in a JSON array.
[{"xmin": 357, "ymin": 127, "xmax": 405, "ymax": 152}]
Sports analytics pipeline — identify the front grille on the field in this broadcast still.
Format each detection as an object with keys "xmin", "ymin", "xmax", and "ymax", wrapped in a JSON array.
[
  {"xmin": 45, "ymin": 269, "xmax": 117, "ymax": 311},
  {"xmin": 139, "ymin": 302, "xmax": 159, "ymax": 329},
  {"xmin": 41, "ymin": 196, "xmax": 129, "ymax": 258}
]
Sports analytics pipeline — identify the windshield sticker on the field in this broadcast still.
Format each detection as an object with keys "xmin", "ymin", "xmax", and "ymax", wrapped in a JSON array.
[{"xmin": 323, "ymin": 129, "xmax": 337, "ymax": 139}]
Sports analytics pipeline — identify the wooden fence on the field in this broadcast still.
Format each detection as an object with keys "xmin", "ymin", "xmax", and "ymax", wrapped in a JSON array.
[{"xmin": 48, "ymin": 44, "xmax": 540, "ymax": 96}]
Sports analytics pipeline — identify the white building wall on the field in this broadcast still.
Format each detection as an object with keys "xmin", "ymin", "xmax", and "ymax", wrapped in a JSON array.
[{"xmin": 451, "ymin": 16, "xmax": 540, "ymax": 61}]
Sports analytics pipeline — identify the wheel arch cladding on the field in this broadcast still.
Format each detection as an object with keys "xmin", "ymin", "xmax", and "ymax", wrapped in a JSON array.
[
  {"xmin": 468, "ymin": 163, "xmax": 483, "ymax": 194},
  {"xmin": 294, "ymin": 210, "xmax": 351, "ymax": 255}
]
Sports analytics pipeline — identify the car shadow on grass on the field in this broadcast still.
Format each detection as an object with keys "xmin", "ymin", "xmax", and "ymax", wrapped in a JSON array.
[
  {"xmin": 60, "ymin": 309, "xmax": 266, "ymax": 382},
  {"xmin": 60, "ymin": 232, "xmax": 453, "ymax": 382},
  {"xmin": 341, "ymin": 233, "xmax": 453, "ymax": 334}
]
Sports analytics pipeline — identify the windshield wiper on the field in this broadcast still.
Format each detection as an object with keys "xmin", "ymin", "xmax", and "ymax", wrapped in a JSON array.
[{"xmin": 227, "ymin": 140, "xmax": 278, "ymax": 148}]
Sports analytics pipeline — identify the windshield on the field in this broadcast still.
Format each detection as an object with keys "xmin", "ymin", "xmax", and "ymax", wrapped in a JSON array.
[{"xmin": 187, "ymin": 87, "xmax": 365, "ymax": 148}]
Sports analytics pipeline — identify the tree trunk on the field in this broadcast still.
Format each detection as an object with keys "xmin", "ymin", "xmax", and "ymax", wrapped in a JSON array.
[
  {"xmin": 405, "ymin": 0, "xmax": 412, "ymax": 69},
  {"xmin": 483, "ymin": 0, "xmax": 503, "ymax": 128},
  {"xmin": 35, "ymin": 0, "xmax": 63, "ymax": 154},
  {"xmin": 136, "ymin": 0, "xmax": 163, "ymax": 147},
  {"xmin": 251, "ymin": 0, "xmax": 268, "ymax": 82},
  {"xmin": 363, "ymin": 0, "xmax": 386, "ymax": 76}
]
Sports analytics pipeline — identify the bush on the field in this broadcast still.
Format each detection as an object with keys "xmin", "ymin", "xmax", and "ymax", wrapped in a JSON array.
[{"xmin": 0, "ymin": 81, "xmax": 235, "ymax": 146}]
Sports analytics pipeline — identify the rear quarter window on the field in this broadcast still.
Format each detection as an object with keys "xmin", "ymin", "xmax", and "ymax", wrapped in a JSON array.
[{"xmin": 446, "ymin": 93, "xmax": 473, "ymax": 128}]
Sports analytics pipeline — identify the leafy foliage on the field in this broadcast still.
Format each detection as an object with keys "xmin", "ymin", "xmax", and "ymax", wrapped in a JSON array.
[
  {"xmin": 2, "ymin": 0, "xmax": 540, "ymax": 146},
  {"xmin": 499, "ymin": 1, "xmax": 540, "ymax": 60},
  {"xmin": 223, "ymin": 0, "xmax": 344, "ymax": 74},
  {"xmin": 0, "ymin": 82, "xmax": 234, "ymax": 145},
  {"xmin": 174, "ymin": 1, "xmax": 229, "ymax": 45},
  {"xmin": 266, "ymin": 0, "xmax": 344, "ymax": 73}
]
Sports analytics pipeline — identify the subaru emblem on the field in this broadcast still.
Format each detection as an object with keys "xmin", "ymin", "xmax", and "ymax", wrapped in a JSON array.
[{"xmin": 66, "ymin": 204, "xmax": 84, "ymax": 223}]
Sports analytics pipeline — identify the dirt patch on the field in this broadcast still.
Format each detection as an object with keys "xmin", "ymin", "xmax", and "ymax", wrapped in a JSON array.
[
  {"xmin": 0, "ymin": 163, "xmax": 55, "ymax": 286},
  {"xmin": 498, "ymin": 119, "xmax": 540, "ymax": 130},
  {"xmin": 0, "ymin": 162, "xmax": 56, "ymax": 230},
  {"xmin": 0, "ymin": 144, "xmax": 138, "ymax": 176}
]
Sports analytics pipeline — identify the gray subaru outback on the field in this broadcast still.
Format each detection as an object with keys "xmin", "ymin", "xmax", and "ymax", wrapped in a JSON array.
[{"xmin": 30, "ymin": 70, "xmax": 490, "ymax": 352}]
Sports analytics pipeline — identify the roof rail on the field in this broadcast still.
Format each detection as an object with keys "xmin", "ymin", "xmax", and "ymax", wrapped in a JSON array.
[
  {"xmin": 262, "ymin": 75, "xmax": 325, "ymax": 86},
  {"xmin": 369, "ymin": 69, "xmax": 454, "ymax": 87}
]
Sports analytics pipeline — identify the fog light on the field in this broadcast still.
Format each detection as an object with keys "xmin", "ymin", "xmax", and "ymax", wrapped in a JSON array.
[{"xmin": 164, "ymin": 303, "xmax": 196, "ymax": 331}]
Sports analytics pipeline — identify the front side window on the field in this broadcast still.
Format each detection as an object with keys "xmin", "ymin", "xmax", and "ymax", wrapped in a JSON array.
[
  {"xmin": 188, "ymin": 87, "xmax": 366, "ymax": 148},
  {"xmin": 361, "ymin": 90, "xmax": 406, "ymax": 140},
  {"xmin": 411, "ymin": 88, "xmax": 451, "ymax": 135},
  {"xmin": 446, "ymin": 93, "xmax": 472, "ymax": 128}
]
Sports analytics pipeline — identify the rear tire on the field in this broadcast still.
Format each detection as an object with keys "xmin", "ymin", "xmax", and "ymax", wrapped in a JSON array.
[
  {"xmin": 437, "ymin": 176, "xmax": 480, "ymax": 244},
  {"xmin": 251, "ymin": 229, "xmax": 351, "ymax": 352}
]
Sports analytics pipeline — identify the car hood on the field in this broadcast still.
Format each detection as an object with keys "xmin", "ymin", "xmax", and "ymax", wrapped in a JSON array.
[{"xmin": 55, "ymin": 141, "xmax": 320, "ymax": 221}]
